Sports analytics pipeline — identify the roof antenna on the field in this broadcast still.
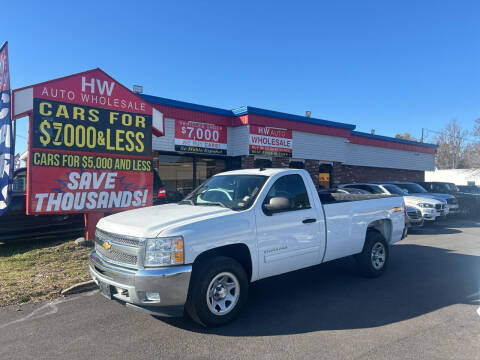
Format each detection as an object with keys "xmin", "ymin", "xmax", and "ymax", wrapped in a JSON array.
[{"xmin": 259, "ymin": 167, "xmax": 266, "ymax": 171}]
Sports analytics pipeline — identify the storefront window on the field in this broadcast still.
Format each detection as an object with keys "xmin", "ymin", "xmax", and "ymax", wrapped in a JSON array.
[
  {"xmin": 158, "ymin": 154, "xmax": 194, "ymax": 199},
  {"xmin": 157, "ymin": 153, "xmax": 227, "ymax": 202},
  {"xmin": 196, "ymin": 157, "xmax": 226, "ymax": 186}
]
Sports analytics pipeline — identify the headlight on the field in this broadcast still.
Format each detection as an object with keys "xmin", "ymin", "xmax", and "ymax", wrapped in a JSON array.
[
  {"xmin": 418, "ymin": 203, "xmax": 434, "ymax": 208},
  {"xmin": 145, "ymin": 236, "xmax": 184, "ymax": 267}
]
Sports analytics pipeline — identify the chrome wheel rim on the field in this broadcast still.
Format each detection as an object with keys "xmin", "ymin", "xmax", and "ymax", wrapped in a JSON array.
[
  {"xmin": 206, "ymin": 272, "xmax": 240, "ymax": 316},
  {"xmin": 371, "ymin": 242, "xmax": 386, "ymax": 270}
]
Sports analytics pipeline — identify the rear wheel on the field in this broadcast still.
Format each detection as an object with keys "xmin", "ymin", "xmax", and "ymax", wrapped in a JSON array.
[
  {"xmin": 185, "ymin": 256, "xmax": 248, "ymax": 327},
  {"xmin": 355, "ymin": 230, "xmax": 389, "ymax": 278}
]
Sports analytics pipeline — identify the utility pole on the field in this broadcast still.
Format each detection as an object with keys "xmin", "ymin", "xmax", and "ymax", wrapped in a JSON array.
[{"xmin": 420, "ymin": 128, "xmax": 424, "ymax": 143}]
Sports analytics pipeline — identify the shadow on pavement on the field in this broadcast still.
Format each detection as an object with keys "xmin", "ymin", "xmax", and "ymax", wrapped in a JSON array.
[
  {"xmin": 437, "ymin": 218, "xmax": 480, "ymax": 228},
  {"xmin": 161, "ymin": 243, "xmax": 480, "ymax": 336},
  {"xmin": 409, "ymin": 225, "xmax": 462, "ymax": 235}
]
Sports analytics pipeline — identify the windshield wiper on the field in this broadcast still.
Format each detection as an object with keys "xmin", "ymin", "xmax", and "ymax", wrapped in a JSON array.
[
  {"xmin": 197, "ymin": 202, "xmax": 227, "ymax": 208},
  {"xmin": 178, "ymin": 199, "xmax": 195, "ymax": 206}
]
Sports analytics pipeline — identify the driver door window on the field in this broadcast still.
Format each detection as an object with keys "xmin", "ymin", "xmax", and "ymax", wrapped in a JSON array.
[{"xmin": 263, "ymin": 174, "xmax": 310, "ymax": 211}]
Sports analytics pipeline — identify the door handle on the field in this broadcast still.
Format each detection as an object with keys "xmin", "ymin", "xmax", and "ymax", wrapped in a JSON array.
[{"xmin": 302, "ymin": 218, "xmax": 317, "ymax": 224}]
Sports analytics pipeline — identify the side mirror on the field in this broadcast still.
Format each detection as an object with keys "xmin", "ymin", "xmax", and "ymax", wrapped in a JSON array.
[{"xmin": 263, "ymin": 197, "xmax": 292, "ymax": 215}]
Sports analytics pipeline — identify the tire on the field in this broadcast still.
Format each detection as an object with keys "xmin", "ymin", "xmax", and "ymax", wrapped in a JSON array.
[
  {"xmin": 185, "ymin": 256, "xmax": 248, "ymax": 327},
  {"xmin": 355, "ymin": 230, "xmax": 389, "ymax": 278}
]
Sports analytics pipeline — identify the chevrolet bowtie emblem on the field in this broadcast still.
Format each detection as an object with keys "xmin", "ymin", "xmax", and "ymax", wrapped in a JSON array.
[{"xmin": 103, "ymin": 241, "xmax": 112, "ymax": 251}]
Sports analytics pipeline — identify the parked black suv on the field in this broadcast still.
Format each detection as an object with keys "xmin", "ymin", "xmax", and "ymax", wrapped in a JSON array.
[
  {"xmin": 417, "ymin": 181, "xmax": 480, "ymax": 218},
  {"xmin": 457, "ymin": 185, "xmax": 480, "ymax": 194}
]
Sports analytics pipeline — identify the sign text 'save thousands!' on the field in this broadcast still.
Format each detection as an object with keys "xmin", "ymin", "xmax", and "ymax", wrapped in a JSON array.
[
  {"xmin": 28, "ymin": 70, "xmax": 154, "ymax": 214},
  {"xmin": 249, "ymin": 125, "xmax": 292, "ymax": 157}
]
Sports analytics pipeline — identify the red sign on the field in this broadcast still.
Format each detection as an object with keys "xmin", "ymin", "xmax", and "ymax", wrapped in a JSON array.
[
  {"xmin": 30, "ymin": 166, "xmax": 152, "ymax": 213},
  {"xmin": 249, "ymin": 125, "xmax": 292, "ymax": 157},
  {"xmin": 174, "ymin": 120, "xmax": 227, "ymax": 155},
  {"xmin": 27, "ymin": 69, "xmax": 154, "ymax": 214},
  {"xmin": 33, "ymin": 70, "xmax": 151, "ymax": 114}
]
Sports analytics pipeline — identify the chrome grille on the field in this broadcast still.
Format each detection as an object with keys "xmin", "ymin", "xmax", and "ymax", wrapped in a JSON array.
[
  {"xmin": 95, "ymin": 244, "xmax": 138, "ymax": 265},
  {"xmin": 94, "ymin": 229, "xmax": 142, "ymax": 268},
  {"xmin": 435, "ymin": 204, "xmax": 445, "ymax": 210},
  {"xmin": 407, "ymin": 209, "xmax": 422, "ymax": 220},
  {"xmin": 95, "ymin": 228, "xmax": 141, "ymax": 247}
]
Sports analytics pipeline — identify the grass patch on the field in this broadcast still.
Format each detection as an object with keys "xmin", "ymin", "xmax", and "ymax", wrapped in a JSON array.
[
  {"xmin": 19, "ymin": 294, "xmax": 31, "ymax": 303},
  {"xmin": 0, "ymin": 237, "xmax": 92, "ymax": 307}
]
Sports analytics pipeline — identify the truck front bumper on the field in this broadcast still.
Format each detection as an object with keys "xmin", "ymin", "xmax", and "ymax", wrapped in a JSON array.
[{"xmin": 89, "ymin": 250, "xmax": 192, "ymax": 317}]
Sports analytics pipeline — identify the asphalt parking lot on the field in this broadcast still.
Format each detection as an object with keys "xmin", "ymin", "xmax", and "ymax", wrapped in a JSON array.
[{"xmin": 1, "ymin": 218, "xmax": 479, "ymax": 360}]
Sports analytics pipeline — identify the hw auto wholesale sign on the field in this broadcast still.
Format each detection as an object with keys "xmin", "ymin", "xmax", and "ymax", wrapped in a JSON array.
[
  {"xmin": 25, "ymin": 69, "xmax": 160, "ymax": 214},
  {"xmin": 174, "ymin": 120, "xmax": 227, "ymax": 155},
  {"xmin": 249, "ymin": 125, "xmax": 292, "ymax": 157}
]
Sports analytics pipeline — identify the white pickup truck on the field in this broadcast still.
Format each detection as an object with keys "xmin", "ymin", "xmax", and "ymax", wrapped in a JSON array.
[{"xmin": 90, "ymin": 168, "xmax": 406, "ymax": 327}]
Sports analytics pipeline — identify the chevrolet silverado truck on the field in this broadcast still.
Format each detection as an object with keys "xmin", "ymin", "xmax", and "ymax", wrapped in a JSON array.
[{"xmin": 89, "ymin": 168, "xmax": 406, "ymax": 327}]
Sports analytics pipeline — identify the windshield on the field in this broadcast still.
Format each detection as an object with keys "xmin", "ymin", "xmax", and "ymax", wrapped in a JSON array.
[
  {"xmin": 181, "ymin": 175, "xmax": 268, "ymax": 210},
  {"xmin": 382, "ymin": 184, "xmax": 407, "ymax": 195},
  {"xmin": 394, "ymin": 183, "xmax": 428, "ymax": 194},
  {"xmin": 444, "ymin": 183, "xmax": 459, "ymax": 192}
]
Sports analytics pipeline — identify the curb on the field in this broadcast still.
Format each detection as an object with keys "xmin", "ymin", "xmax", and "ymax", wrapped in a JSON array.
[{"xmin": 61, "ymin": 280, "xmax": 98, "ymax": 296}]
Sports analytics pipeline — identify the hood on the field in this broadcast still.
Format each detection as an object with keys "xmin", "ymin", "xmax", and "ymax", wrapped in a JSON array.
[
  {"xmin": 97, "ymin": 203, "xmax": 233, "ymax": 238},
  {"xmin": 409, "ymin": 192, "xmax": 452, "ymax": 202},
  {"xmin": 403, "ymin": 195, "xmax": 442, "ymax": 206},
  {"xmin": 454, "ymin": 192, "xmax": 480, "ymax": 199}
]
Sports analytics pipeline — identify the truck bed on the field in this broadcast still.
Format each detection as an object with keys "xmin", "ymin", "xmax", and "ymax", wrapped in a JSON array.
[{"xmin": 318, "ymin": 191, "xmax": 398, "ymax": 204}]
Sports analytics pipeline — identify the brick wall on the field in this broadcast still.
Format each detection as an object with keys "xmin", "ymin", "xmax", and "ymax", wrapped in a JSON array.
[
  {"xmin": 331, "ymin": 162, "xmax": 425, "ymax": 186},
  {"xmin": 271, "ymin": 157, "xmax": 290, "ymax": 168},
  {"xmin": 152, "ymin": 150, "xmax": 159, "ymax": 171},
  {"xmin": 241, "ymin": 155, "xmax": 255, "ymax": 169},
  {"xmin": 304, "ymin": 159, "xmax": 320, "ymax": 187}
]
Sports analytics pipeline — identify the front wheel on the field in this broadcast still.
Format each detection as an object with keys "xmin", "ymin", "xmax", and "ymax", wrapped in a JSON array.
[
  {"xmin": 185, "ymin": 256, "xmax": 248, "ymax": 327},
  {"xmin": 355, "ymin": 230, "xmax": 389, "ymax": 278}
]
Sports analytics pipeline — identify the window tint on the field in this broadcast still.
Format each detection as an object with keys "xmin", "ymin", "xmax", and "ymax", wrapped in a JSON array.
[
  {"xmin": 347, "ymin": 184, "xmax": 372, "ymax": 193},
  {"xmin": 382, "ymin": 184, "xmax": 405, "ymax": 195},
  {"xmin": 431, "ymin": 183, "xmax": 443, "ymax": 192},
  {"xmin": 365, "ymin": 185, "xmax": 384, "ymax": 194},
  {"xmin": 264, "ymin": 174, "xmax": 310, "ymax": 210},
  {"xmin": 12, "ymin": 173, "xmax": 26, "ymax": 193}
]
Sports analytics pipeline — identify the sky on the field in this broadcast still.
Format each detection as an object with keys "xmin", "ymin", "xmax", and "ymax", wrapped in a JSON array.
[{"xmin": 3, "ymin": 0, "xmax": 479, "ymax": 154}]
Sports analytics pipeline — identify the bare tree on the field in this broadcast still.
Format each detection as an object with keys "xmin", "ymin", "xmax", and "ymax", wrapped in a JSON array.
[
  {"xmin": 474, "ymin": 118, "xmax": 480, "ymax": 137},
  {"xmin": 434, "ymin": 119, "xmax": 469, "ymax": 169},
  {"xmin": 466, "ymin": 118, "xmax": 480, "ymax": 171},
  {"xmin": 461, "ymin": 143, "xmax": 480, "ymax": 168}
]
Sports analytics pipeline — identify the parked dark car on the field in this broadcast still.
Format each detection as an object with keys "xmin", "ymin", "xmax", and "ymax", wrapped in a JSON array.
[
  {"xmin": 417, "ymin": 181, "xmax": 480, "ymax": 217},
  {"xmin": 152, "ymin": 170, "xmax": 183, "ymax": 205},
  {"xmin": 0, "ymin": 168, "xmax": 85, "ymax": 242},
  {"xmin": 457, "ymin": 185, "xmax": 480, "ymax": 194}
]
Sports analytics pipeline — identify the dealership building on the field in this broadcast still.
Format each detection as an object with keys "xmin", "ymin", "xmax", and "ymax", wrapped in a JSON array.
[{"xmin": 140, "ymin": 93, "xmax": 437, "ymax": 196}]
